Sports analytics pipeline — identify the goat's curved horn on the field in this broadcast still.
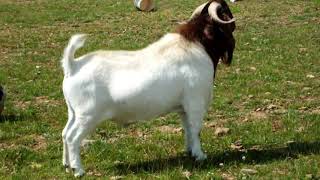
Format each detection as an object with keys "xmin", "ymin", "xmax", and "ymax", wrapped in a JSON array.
[
  {"xmin": 190, "ymin": 2, "xmax": 207, "ymax": 19},
  {"xmin": 208, "ymin": 2, "xmax": 235, "ymax": 24}
]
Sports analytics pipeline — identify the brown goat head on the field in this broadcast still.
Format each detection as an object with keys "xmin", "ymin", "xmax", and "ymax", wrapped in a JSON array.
[{"xmin": 176, "ymin": 0, "xmax": 236, "ymax": 77}]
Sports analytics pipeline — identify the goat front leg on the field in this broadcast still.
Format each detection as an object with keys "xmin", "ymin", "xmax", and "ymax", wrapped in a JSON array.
[
  {"xmin": 182, "ymin": 99, "xmax": 207, "ymax": 161},
  {"xmin": 187, "ymin": 111, "xmax": 207, "ymax": 161}
]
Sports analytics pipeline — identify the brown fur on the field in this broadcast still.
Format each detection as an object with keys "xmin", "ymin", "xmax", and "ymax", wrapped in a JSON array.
[{"xmin": 176, "ymin": 0, "xmax": 235, "ymax": 78}]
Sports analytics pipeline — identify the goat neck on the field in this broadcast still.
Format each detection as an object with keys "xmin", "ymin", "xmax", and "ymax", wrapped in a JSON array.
[{"xmin": 176, "ymin": 0, "xmax": 236, "ymax": 78}]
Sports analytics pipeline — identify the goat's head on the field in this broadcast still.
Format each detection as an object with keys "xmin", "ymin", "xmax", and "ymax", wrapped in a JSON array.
[{"xmin": 177, "ymin": 0, "xmax": 236, "ymax": 76}]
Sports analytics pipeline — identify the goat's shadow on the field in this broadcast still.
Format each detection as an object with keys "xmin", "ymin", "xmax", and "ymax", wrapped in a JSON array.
[{"xmin": 115, "ymin": 141, "xmax": 320, "ymax": 174}]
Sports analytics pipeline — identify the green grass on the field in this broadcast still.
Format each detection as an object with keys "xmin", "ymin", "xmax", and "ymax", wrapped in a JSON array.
[{"xmin": 0, "ymin": 0, "xmax": 319, "ymax": 179}]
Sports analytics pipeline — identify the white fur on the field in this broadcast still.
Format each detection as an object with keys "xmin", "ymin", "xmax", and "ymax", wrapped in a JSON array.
[{"xmin": 61, "ymin": 33, "xmax": 214, "ymax": 177}]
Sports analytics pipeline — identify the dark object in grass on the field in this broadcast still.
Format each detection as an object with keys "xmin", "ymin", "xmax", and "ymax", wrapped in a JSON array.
[{"xmin": 0, "ymin": 85, "xmax": 5, "ymax": 114}]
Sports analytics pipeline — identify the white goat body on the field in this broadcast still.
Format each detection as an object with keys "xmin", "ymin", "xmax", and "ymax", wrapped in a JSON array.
[
  {"xmin": 62, "ymin": 0, "xmax": 235, "ymax": 177},
  {"xmin": 62, "ymin": 34, "xmax": 213, "ymax": 177},
  {"xmin": 63, "ymin": 34, "xmax": 213, "ymax": 125}
]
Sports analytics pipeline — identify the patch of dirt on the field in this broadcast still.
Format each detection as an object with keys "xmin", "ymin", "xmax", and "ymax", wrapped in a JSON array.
[
  {"xmin": 182, "ymin": 170, "xmax": 192, "ymax": 179},
  {"xmin": 311, "ymin": 109, "xmax": 320, "ymax": 114},
  {"xmin": 30, "ymin": 162, "xmax": 42, "ymax": 169},
  {"xmin": 0, "ymin": 142, "xmax": 15, "ymax": 149},
  {"xmin": 81, "ymin": 139, "xmax": 97, "ymax": 148},
  {"xmin": 34, "ymin": 96, "xmax": 63, "ymax": 107},
  {"xmin": 110, "ymin": 176, "xmax": 124, "ymax": 180},
  {"xmin": 127, "ymin": 129, "xmax": 149, "ymax": 140},
  {"xmin": 249, "ymin": 111, "xmax": 268, "ymax": 120},
  {"xmin": 298, "ymin": 106, "xmax": 320, "ymax": 115},
  {"xmin": 106, "ymin": 134, "xmax": 126, "ymax": 144},
  {"xmin": 246, "ymin": 103, "xmax": 288, "ymax": 121},
  {"xmin": 87, "ymin": 169, "xmax": 103, "ymax": 177},
  {"xmin": 13, "ymin": 96, "xmax": 63, "ymax": 110},
  {"xmin": 273, "ymin": 169, "xmax": 288, "ymax": 175},
  {"xmin": 240, "ymin": 168, "xmax": 258, "ymax": 175},
  {"xmin": 30, "ymin": 134, "xmax": 47, "ymax": 151},
  {"xmin": 13, "ymin": 100, "xmax": 31, "ymax": 110},
  {"xmin": 1, "ymin": 0, "xmax": 34, "ymax": 4},
  {"xmin": 0, "ymin": 134, "xmax": 47, "ymax": 151},
  {"xmin": 272, "ymin": 120, "xmax": 283, "ymax": 132},
  {"xmin": 299, "ymin": 95, "xmax": 317, "ymax": 102},
  {"xmin": 157, "ymin": 125, "xmax": 182, "ymax": 134},
  {"xmin": 230, "ymin": 142, "xmax": 244, "ymax": 152},
  {"xmin": 215, "ymin": 127, "xmax": 230, "ymax": 137},
  {"xmin": 221, "ymin": 173, "xmax": 235, "ymax": 180},
  {"xmin": 249, "ymin": 145, "xmax": 263, "ymax": 151},
  {"xmin": 296, "ymin": 126, "xmax": 305, "ymax": 133},
  {"xmin": 204, "ymin": 121, "xmax": 218, "ymax": 128}
]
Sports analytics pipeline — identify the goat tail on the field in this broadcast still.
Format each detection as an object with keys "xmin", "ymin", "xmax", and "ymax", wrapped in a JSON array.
[{"xmin": 62, "ymin": 34, "xmax": 87, "ymax": 77}]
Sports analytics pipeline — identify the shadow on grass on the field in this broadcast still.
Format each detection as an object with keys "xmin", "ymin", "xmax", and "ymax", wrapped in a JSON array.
[
  {"xmin": 0, "ymin": 114, "xmax": 34, "ymax": 123},
  {"xmin": 115, "ymin": 141, "xmax": 320, "ymax": 174}
]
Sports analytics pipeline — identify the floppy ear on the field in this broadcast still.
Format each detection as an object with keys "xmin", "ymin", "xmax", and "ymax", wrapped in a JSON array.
[
  {"xmin": 218, "ymin": 25, "xmax": 235, "ymax": 66},
  {"xmin": 223, "ymin": 38, "xmax": 235, "ymax": 65}
]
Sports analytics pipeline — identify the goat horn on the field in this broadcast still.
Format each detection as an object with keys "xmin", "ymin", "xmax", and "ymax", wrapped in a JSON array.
[
  {"xmin": 208, "ymin": 2, "xmax": 235, "ymax": 24},
  {"xmin": 190, "ymin": 2, "xmax": 207, "ymax": 19}
]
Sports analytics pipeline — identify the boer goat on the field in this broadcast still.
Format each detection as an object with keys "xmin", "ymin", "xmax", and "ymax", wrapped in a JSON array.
[{"xmin": 61, "ymin": 0, "xmax": 235, "ymax": 177}]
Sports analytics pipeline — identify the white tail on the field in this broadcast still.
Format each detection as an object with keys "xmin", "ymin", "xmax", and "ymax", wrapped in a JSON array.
[{"xmin": 62, "ymin": 34, "xmax": 87, "ymax": 77}]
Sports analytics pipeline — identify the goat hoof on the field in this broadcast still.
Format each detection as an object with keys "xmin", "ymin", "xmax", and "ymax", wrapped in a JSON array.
[
  {"xmin": 72, "ymin": 168, "xmax": 85, "ymax": 178},
  {"xmin": 191, "ymin": 151, "xmax": 207, "ymax": 161},
  {"xmin": 195, "ymin": 153, "xmax": 207, "ymax": 161},
  {"xmin": 63, "ymin": 164, "xmax": 71, "ymax": 173},
  {"xmin": 65, "ymin": 167, "xmax": 71, "ymax": 173},
  {"xmin": 186, "ymin": 150, "xmax": 192, "ymax": 157}
]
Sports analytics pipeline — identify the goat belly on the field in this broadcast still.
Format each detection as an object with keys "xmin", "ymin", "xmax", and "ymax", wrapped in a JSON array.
[
  {"xmin": 110, "ymin": 94, "xmax": 183, "ymax": 124},
  {"xmin": 108, "ymin": 73, "xmax": 184, "ymax": 124}
]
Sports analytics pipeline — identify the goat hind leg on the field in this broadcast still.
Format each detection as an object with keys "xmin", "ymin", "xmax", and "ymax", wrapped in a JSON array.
[
  {"xmin": 180, "ymin": 112, "xmax": 192, "ymax": 155},
  {"xmin": 62, "ymin": 103, "xmax": 75, "ymax": 173},
  {"xmin": 66, "ymin": 116, "xmax": 98, "ymax": 177}
]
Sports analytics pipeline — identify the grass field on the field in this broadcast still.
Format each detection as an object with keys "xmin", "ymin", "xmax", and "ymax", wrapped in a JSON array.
[{"xmin": 0, "ymin": 0, "xmax": 319, "ymax": 179}]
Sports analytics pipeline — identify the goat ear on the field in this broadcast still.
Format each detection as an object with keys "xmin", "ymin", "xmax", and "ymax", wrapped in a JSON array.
[
  {"xmin": 223, "ymin": 47, "xmax": 234, "ymax": 65},
  {"xmin": 223, "ymin": 36, "xmax": 235, "ymax": 65}
]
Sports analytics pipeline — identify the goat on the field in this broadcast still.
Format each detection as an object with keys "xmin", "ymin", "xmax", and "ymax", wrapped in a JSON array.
[{"xmin": 61, "ymin": 0, "xmax": 235, "ymax": 177}]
